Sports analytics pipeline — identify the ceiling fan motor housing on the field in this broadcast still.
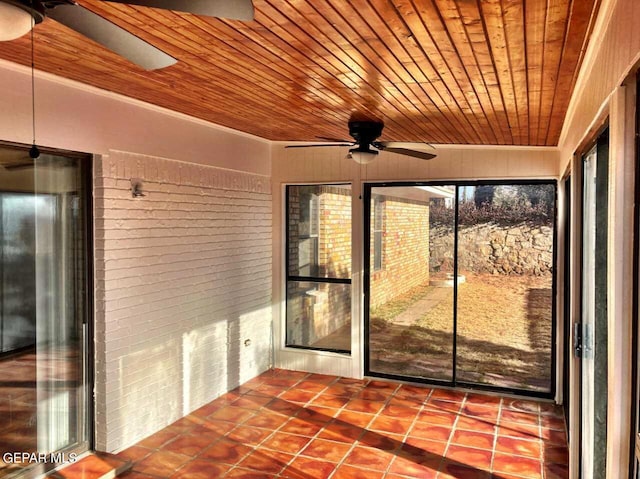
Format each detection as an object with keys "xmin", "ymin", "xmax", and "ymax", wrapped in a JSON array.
[
  {"xmin": 348, "ymin": 121, "xmax": 383, "ymax": 146},
  {"xmin": 6, "ymin": 0, "xmax": 46, "ymax": 23}
]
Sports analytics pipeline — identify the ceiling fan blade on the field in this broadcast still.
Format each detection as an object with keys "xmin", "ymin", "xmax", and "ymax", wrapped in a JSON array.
[
  {"xmin": 378, "ymin": 141, "xmax": 435, "ymax": 150},
  {"xmin": 3, "ymin": 157, "xmax": 74, "ymax": 170},
  {"xmin": 317, "ymin": 136, "xmax": 353, "ymax": 143},
  {"xmin": 285, "ymin": 143, "xmax": 353, "ymax": 149},
  {"xmin": 380, "ymin": 147, "xmax": 436, "ymax": 161},
  {"xmin": 108, "ymin": 0, "xmax": 254, "ymax": 20},
  {"xmin": 48, "ymin": 4, "xmax": 176, "ymax": 70},
  {"xmin": 3, "ymin": 161, "xmax": 34, "ymax": 171}
]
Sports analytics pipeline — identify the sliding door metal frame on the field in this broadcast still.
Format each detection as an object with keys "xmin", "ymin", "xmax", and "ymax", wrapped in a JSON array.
[
  {"xmin": 452, "ymin": 186, "xmax": 460, "ymax": 385},
  {"xmin": 363, "ymin": 179, "xmax": 558, "ymax": 400},
  {"xmin": 563, "ymin": 175, "xmax": 572, "ymax": 435},
  {"xmin": 630, "ymin": 71, "xmax": 640, "ymax": 479},
  {"xmin": 84, "ymin": 153, "xmax": 95, "ymax": 456}
]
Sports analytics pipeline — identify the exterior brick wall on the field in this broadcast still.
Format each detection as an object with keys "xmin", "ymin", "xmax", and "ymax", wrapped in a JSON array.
[
  {"xmin": 370, "ymin": 196, "xmax": 430, "ymax": 308},
  {"xmin": 286, "ymin": 186, "xmax": 351, "ymax": 349},
  {"xmin": 318, "ymin": 188, "xmax": 351, "ymax": 278},
  {"xmin": 94, "ymin": 151, "xmax": 272, "ymax": 452}
]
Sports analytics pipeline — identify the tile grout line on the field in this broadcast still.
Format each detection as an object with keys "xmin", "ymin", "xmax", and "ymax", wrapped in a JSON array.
[
  {"xmin": 489, "ymin": 396, "xmax": 504, "ymax": 476},
  {"xmin": 265, "ymin": 371, "xmax": 339, "ymax": 475},
  {"xmin": 438, "ymin": 392, "xmax": 468, "ymax": 476},
  {"xmin": 491, "ymin": 399, "xmax": 550, "ymax": 479},
  {"xmin": 250, "ymin": 373, "xmax": 312, "ymax": 476},
  {"xmin": 325, "ymin": 380, "xmax": 402, "ymax": 479},
  {"xmin": 380, "ymin": 385, "xmax": 436, "ymax": 478},
  {"xmin": 263, "ymin": 371, "xmax": 335, "ymax": 477},
  {"xmin": 537, "ymin": 402, "xmax": 544, "ymax": 478},
  {"xmin": 297, "ymin": 375, "xmax": 363, "ymax": 475}
]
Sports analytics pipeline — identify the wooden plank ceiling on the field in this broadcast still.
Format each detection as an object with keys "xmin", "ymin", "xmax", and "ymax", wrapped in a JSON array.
[{"xmin": 0, "ymin": 0, "xmax": 600, "ymax": 145}]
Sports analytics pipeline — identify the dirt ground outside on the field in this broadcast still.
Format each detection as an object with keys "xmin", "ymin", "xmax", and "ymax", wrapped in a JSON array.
[{"xmin": 369, "ymin": 272, "xmax": 553, "ymax": 392}]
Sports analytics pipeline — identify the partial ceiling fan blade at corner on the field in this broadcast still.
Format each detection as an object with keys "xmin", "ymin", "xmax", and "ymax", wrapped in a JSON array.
[
  {"xmin": 47, "ymin": 4, "xmax": 176, "ymax": 70},
  {"xmin": 3, "ymin": 161, "xmax": 34, "ymax": 171},
  {"xmin": 285, "ymin": 143, "xmax": 353, "ymax": 149},
  {"xmin": 3, "ymin": 155, "xmax": 74, "ymax": 170},
  {"xmin": 381, "ymin": 147, "xmax": 436, "ymax": 161},
  {"xmin": 109, "ymin": 0, "xmax": 254, "ymax": 20}
]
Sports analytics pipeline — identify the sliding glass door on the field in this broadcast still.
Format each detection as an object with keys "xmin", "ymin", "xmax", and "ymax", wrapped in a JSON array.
[
  {"xmin": 365, "ymin": 181, "xmax": 556, "ymax": 397},
  {"xmin": 0, "ymin": 145, "xmax": 91, "ymax": 478},
  {"xmin": 579, "ymin": 131, "xmax": 609, "ymax": 479}
]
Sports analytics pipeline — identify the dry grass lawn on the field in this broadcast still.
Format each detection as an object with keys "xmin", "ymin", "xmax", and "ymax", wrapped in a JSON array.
[{"xmin": 369, "ymin": 272, "xmax": 553, "ymax": 392}]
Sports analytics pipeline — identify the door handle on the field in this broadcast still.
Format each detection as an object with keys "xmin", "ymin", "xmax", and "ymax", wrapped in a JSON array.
[{"xmin": 573, "ymin": 323, "xmax": 582, "ymax": 358}]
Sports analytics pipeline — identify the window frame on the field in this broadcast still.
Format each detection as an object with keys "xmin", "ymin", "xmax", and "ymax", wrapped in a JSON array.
[{"xmin": 284, "ymin": 184, "xmax": 352, "ymax": 354}]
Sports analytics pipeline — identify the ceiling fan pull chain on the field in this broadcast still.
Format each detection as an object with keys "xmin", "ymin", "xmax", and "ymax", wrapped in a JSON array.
[
  {"xmin": 29, "ymin": 0, "xmax": 39, "ymax": 159},
  {"xmin": 359, "ymin": 160, "xmax": 363, "ymax": 199}
]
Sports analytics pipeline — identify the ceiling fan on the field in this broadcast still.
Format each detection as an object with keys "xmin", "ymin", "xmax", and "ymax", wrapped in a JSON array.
[
  {"xmin": 0, "ymin": 0, "xmax": 254, "ymax": 70},
  {"xmin": 286, "ymin": 120, "xmax": 437, "ymax": 164}
]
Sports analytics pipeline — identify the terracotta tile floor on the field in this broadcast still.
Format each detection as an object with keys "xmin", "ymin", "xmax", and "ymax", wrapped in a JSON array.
[
  {"xmin": 116, "ymin": 369, "xmax": 568, "ymax": 479},
  {"xmin": 0, "ymin": 346, "xmax": 82, "ymax": 477}
]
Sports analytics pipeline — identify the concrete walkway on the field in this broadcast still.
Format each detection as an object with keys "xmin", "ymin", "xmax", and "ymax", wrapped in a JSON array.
[
  {"xmin": 311, "ymin": 285, "xmax": 451, "ymax": 350},
  {"xmin": 391, "ymin": 286, "xmax": 451, "ymax": 326}
]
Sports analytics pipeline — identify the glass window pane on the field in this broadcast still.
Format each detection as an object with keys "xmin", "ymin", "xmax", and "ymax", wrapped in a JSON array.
[
  {"xmin": 373, "ymin": 231, "xmax": 382, "ymax": 271},
  {"xmin": 286, "ymin": 281, "xmax": 351, "ymax": 352},
  {"xmin": 368, "ymin": 185, "xmax": 455, "ymax": 381},
  {"xmin": 2, "ymin": 194, "xmax": 37, "ymax": 352},
  {"xmin": 456, "ymin": 183, "xmax": 555, "ymax": 393},
  {"xmin": 288, "ymin": 185, "xmax": 351, "ymax": 279},
  {"xmin": 373, "ymin": 196, "xmax": 383, "ymax": 271}
]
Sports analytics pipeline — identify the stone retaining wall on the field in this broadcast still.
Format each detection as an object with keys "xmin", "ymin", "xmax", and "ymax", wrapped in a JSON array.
[{"xmin": 430, "ymin": 222, "xmax": 553, "ymax": 275}]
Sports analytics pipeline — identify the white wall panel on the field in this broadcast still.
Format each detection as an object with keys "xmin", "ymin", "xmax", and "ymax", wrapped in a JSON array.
[{"xmin": 0, "ymin": 60, "xmax": 271, "ymax": 176}]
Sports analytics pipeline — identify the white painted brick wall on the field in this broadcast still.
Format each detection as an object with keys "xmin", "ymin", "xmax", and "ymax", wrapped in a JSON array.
[{"xmin": 94, "ymin": 151, "xmax": 272, "ymax": 452}]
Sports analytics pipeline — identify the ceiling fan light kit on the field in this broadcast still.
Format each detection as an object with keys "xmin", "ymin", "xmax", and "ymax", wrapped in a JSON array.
[
  {"xmin": 0, "ymin": 1, "xmax": 38, "ymax": 40},
  {"xmin": 347, "ymin": 149, "xmax": 378, "ymax": 164}
]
